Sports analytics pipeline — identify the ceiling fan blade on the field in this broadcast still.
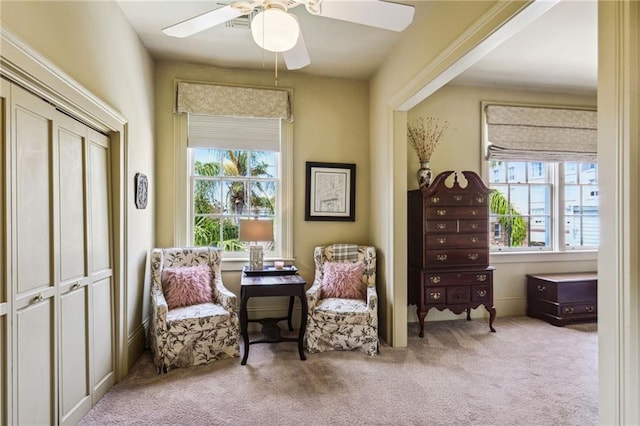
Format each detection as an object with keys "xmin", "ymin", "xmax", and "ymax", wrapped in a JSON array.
[
  {"xmin": 283, "ymin": 32, "xmax": 311, "ymax": 70},
  {"xmin": 314, "ymin": 0, "xmax": 415, "ymax": 32},
  {"xmin": 162, "ymin": 5, "xmax": 243, "ymax": 38}
]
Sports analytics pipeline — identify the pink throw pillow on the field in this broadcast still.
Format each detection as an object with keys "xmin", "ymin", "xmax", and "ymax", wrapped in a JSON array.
[
  {"xmin": 321, "ymin": 261, "xmax": 366, "ymax": 300},
  {"xmin": 162, "ymin": 265, "xmax": 213, "ymax": 309}
]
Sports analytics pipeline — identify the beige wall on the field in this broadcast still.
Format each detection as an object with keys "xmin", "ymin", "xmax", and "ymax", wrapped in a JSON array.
[
  {"xmin": 1, "ymin": 1, "xmax": 156, "ymax": 369},
  {"xmin": 370, "ymin": 0, "xmax": 530, "ymax": 346},
  {"xmin": 154, "ymin": 61, "xmax": 370, "ymax": 311},
  {"xmin": 405, "ymin": 83, "xmax": 598, "ymax": 323}
]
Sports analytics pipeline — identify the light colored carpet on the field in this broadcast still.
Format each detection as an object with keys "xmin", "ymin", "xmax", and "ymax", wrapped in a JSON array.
[{"xmin": 79, "ymin": 316, "xmax": 597, "ymax": 426}]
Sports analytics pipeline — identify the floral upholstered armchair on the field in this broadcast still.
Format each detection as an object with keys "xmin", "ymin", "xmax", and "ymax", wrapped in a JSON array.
[
  {"xmin": 304, "ymin": 244, "xmax": 378, "ymax": 356},
  {"xmin": 149, "ymin": 247, "xmax": 239, "ymax": 373}
]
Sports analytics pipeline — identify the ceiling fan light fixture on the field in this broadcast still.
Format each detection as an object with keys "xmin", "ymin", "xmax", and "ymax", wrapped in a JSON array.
[{"xmin": 251, "ymin": 8, "xmax": 300, "ymax": 53}]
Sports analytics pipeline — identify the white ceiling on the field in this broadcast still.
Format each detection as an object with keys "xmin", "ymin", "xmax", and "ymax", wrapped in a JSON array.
[
  {"xmin": 452, "ymin": 0, "xmax": 597, "ymax": 95},
  {"xmin": 117, "ymin": 0, "xmax": 597, "ymax": 93}
]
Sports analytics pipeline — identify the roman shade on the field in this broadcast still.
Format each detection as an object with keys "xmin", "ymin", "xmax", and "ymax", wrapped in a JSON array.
[
  {"xmin": 188, "ymin": 114, "xmax": 280, "ymax": 152},
  {"xmin": 484, "ymin": 104, "xmax": 597, "ymax": 162},
  {"xmin": 176, "ymin": 81, "xmax": 292, "ymax": 121}
]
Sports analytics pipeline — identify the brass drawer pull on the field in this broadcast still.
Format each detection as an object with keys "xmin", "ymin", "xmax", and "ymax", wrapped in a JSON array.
[
  {"xmin": 430, "ymin": 291, "xmax": 441, "ymax": 300},
  {"xmin": 436, "ymin": 254, "xmax": 448, "ymax": 262},
  {"xmin": 437, "ymin": 209, "xmax": 446, "ymax": 216},
  {"xmin": 437, "ymin": 237, "xmax": 446, "ymax": 244},
  {"xmin": 431, "ymin": 196, "xmax": 440, "ymax": 204},
  {"xmin": 468, "ymin": 253, "xmax": 479, "ymax": 261},
  {"xmin": 471, "ymin": 209, "xmax": 478, "ymax": 216},
  {"xmin": 470, "ymin": 223, "xmax": 478, "ymax": 229},
  {"xmin": 430, "ymin": 276, "xmax": 441, "ymax": 284},
  {"xmin": 586, "ymin": 306, "xmax": 595, "ymax": 313},
  {"xmin": 436, "ymin": 223, "xmax": 447, "ymax": 230},
  {"xmin": 564, "ymin": 307, "xmax": 575, "ymax": 314},
  {"xmin": 476, "ymin": 274, "xmax": 487, "ymax": 282},
  {"xmin": 476, "ymin": 196, "xmax": 485, "ymax": 203},
  {"xmin": 453, "ymin": 195, "xmax": 463, "ymax": 201},
  {"xmin": 537, "ymin": 285, "xmax": 546, "ymax": 292},
  {"xmin": 470, "ymin": 237, "xmax": 478, "ymax": 243},
  {"xmin": 476, "ymin": 290, "xmax": 487, "ymax": 297}
]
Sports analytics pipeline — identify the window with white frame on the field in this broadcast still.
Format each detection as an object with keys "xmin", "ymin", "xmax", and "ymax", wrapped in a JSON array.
[
  {"xmin": 483, "ymin": 103, "xmax": 598, "ymax": 252},
  {"xmin": 186, "ymin": 114, "xmax": 291, "ymax": 260},
  {"xmin": 488, "ymin": 161, "xmax": 598, "ymax": 251}
]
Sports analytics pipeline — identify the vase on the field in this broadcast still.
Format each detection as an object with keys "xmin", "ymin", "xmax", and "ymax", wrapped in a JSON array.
[{"xmin": 417, "ymin": 161, "xmax": 432, "ymax": 189}]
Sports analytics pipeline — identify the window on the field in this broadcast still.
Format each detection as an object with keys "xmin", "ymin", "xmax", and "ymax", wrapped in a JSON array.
[
  {"xmin": 190, "ymin": 149, "xmax": 278, "ymax": 255},
  {"xmin": 184, "ymin": 115, "xmax": 292, "ymax": 261},
  {"xmin": 483, "ymin": 102, "xmax": 598, "ymax": 253},
  {"xmin": 488, "ymin": 161, "xmax": 598, "ymax": 252}
]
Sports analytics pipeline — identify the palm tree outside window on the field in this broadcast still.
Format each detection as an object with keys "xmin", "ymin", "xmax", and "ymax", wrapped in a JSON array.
[{"xmin": 190, "ymin": 148, "xmax": 278, "ymax": 255}]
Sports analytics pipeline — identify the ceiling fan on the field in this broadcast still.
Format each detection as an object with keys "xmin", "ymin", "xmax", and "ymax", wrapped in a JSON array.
[{"xmin": 162, "ymin": 0, "xmax": 415, "ymax": 71}]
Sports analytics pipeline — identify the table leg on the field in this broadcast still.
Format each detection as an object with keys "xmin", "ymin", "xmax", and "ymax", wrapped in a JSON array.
[
  {"xmin": 240, "ymin": 290, "xmax": 250, "ymax": 365},
  {"xmin": 287, "ymin": 296, "xmax": 295, "ymax": 331},
  {"xmin": 297, "ymin": 291, "xmax": 307, "ymax": 361}
]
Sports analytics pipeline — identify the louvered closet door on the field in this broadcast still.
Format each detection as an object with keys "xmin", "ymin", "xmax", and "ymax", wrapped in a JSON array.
[
  {"xmin": 11, "ymin": 84, "xmax": 58, "ymax": 426},
  {"xmin": 88, "ymin": 129, "xmax": 115, "ymax": 402},
  {"xmin": 57, "ymin": 113, "xmax": 92, "ymax": 425}
]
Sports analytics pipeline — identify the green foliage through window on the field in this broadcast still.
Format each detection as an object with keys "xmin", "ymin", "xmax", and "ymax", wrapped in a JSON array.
[{"xmin": 191, "ymin": 149, "xmax": 277, "ymax": 251}]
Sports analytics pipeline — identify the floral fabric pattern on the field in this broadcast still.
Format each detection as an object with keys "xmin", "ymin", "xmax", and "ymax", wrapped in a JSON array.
[
  {"xmin": 149, "ymin": 247, "xmax": 239, "ymax": 373},
  {"xmin": 304, "ymin": 245, "xmax": 379, "ymax": 356}
]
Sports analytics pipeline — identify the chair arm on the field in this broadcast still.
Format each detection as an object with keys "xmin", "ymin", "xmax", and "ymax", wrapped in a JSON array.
[
  {"xmin": 306, "ymin": 278, "xmax": 323, "ymax": 309},
  {"xmin": 151, "ymin": 287, "xmax": 168, "ymax": 328},
  {"xmin": 366, "ymin": 286, "xmax": 378, "ymax": 317},
  {"xmin": 214, "ymin": 277, "xmax": 237, "ymax": 313}
]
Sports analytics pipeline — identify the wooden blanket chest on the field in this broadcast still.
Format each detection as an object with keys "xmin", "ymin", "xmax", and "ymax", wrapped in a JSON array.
[{"xmin": 526, "ymin": 272, "xmax": 597, "ymax": 326}]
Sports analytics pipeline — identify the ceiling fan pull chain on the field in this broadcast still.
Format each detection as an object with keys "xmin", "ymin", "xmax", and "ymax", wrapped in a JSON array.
[{"xmin": 274, "ymin": 51, "xmax": 279, "ymax": 86}]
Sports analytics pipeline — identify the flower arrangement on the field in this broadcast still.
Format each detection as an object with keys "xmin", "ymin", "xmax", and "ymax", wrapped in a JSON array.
[{"xmin": 407, "ymin": 117, "xmax": 449, "ymax": 162}]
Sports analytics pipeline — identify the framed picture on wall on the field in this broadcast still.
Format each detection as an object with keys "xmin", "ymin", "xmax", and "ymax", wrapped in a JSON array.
[
  {"xmin": 305, "ymin": 162, "xmax": 356, "ymax": 221},
  {"xmin": 135, "ymin": 172, "xmax": 148, "ymax": 209}
]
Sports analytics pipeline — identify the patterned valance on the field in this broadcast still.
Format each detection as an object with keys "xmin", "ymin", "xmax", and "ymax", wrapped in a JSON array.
[
  {"xmin": 176, "ymin": 82, "xmax": 292, "ymax": 121},
  {"xmin": 485, "ymin": 104, "xmax": 597, "ymax": 162}
]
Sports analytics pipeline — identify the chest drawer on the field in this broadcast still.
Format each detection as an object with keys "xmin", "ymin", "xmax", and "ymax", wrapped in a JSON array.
[
  {"xmin": 425, "ymin": 193, "xmax": 488, "ymax": 206},
  {"xmin": 426, "ymin": 207, "xmax": 487, "ymax": 220},
  {"xmin": 424, "ymin": 220, "xmax": 487, "ymax": 234},
  {"xmin": 425, "ymin": 249, "xmax": 488, "ymax": 268},
  {"xmin": 426, "ymin": 233, "xmax": 488, "ymax": 249},
  {"xmin": 424, "ymin": 270, "xmax": 493, "ymax": 286}
]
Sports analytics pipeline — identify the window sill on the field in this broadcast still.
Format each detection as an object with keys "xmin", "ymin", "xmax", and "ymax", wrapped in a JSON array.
[{"xmin": 490, "ymin": 249, "xmax": 597, "ymax": 264}]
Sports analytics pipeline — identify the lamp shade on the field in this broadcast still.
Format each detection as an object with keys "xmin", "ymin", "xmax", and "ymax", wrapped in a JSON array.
[
  {"xmin": 251, "ymin": 8, "xmax": 300, "ymax": 53},
  {"xmin": 239, "ymin": 219, "xmax": 274, "ymax": 242}
]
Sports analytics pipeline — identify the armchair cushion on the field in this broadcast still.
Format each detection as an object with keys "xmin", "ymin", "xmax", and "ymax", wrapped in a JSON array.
[
  {"xmin": 162, "ymin": 265, "xmax": 213, "ymax": 309},
  {"xmin": 321, "ymin": 261, "xmax": 366, "ymax": 300}
]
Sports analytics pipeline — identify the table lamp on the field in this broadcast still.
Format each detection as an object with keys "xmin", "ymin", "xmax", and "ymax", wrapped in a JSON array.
[{"xmin": 239, "ymin": 219, "xmax": 274, "ymax": 270}]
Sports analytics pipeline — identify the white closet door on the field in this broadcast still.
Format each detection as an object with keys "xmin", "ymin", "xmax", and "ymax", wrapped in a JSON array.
[
  {"xmin": 57, "ymin": 113, "xmax": 92, "ymax": 425},
  {"xmin": 11, "ymin": 84, "xmax": 57, "ymax": 425},
  {"xmin": 88, "ymin": 130, "xmax": 115, "ymax": 401},
  {"xmin": 0, "ymin": 77, "xmax": 9, "ymax": 426}
]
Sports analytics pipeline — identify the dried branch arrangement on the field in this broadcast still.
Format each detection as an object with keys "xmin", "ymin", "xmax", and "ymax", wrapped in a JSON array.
[{"xmin": 407, "ymin": 117, "xmax": 449, "ymax": 162}]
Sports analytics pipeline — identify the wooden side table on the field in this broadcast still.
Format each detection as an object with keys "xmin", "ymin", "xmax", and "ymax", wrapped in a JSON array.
[{"xmin": 239, "ymin": 272, "xmax": 307, "ymax": 365}]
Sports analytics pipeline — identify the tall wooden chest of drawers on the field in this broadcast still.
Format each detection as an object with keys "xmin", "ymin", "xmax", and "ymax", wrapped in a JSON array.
[
  {"xmin": 408, "ymin": 170, "xmax": 496, "ymax": 337},
  {"xmin": 526, "ymin": 272, "xmax": 597, "ymax": 326}
]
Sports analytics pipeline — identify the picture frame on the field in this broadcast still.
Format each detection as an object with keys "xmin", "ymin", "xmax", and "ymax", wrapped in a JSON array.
[
  {"xmin": 305, "ymin": 162, "xmax": 356, "ymax": 221},
  {"xmin": 135, "ymin": 172, "xmax": 148, "ymax": 209}
]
